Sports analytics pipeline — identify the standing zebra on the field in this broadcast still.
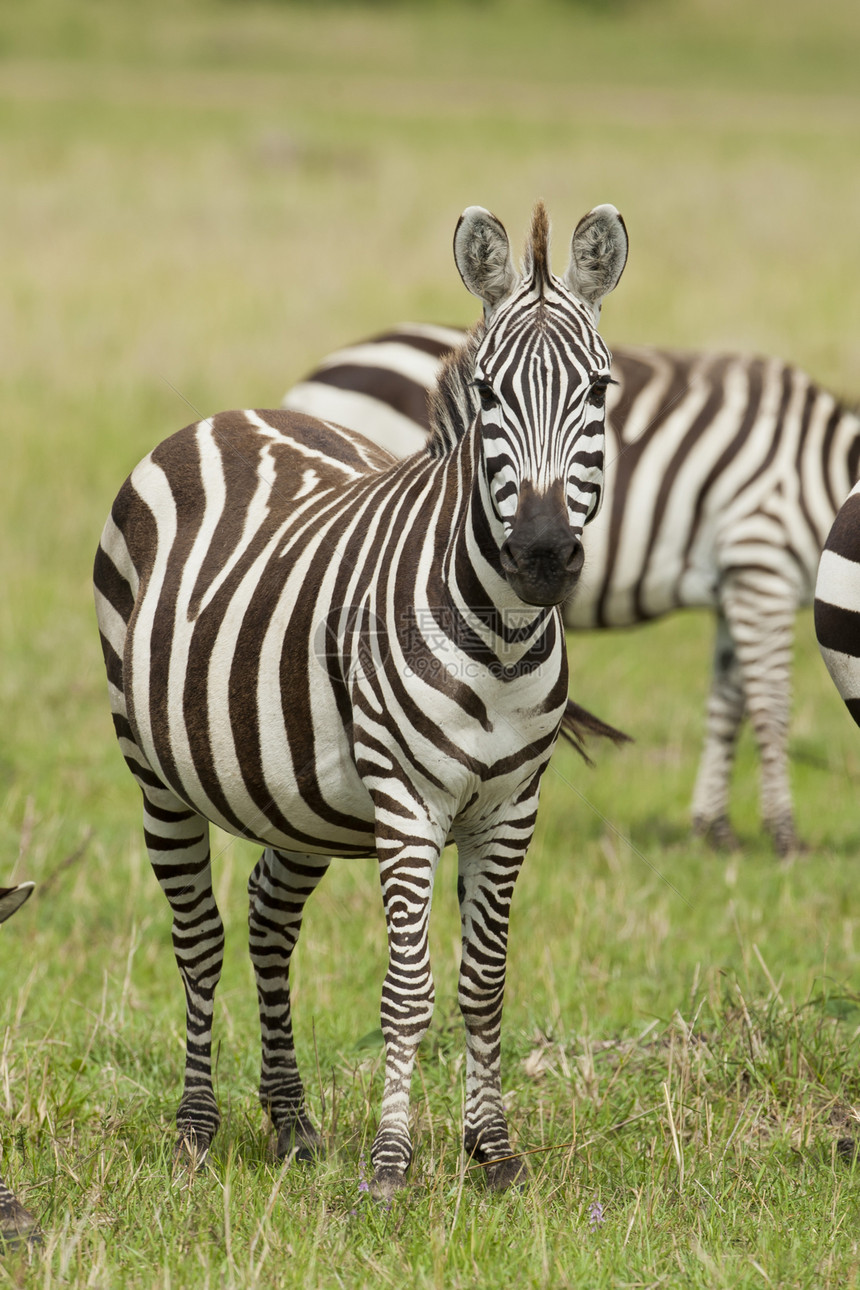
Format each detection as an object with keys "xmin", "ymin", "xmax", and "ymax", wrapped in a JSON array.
[
  {"xmin": 0, "ymin": 881, "xmax": 38, "ymax": 1249},
  {"xmin": 284, "ymin": 327, "xmax": 860, "ymax": 855},
  {"xmin": 93, "ymin": 201, "xmax": 628, "ymax": 1196},
  {"xmin": 814, "ymin": 480, "xmax": 860, "ymax": 723}
]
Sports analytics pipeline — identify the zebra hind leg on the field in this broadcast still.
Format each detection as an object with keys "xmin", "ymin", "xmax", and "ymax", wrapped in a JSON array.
[
  {"xmin": 142, "ymin": 787, "xmax": 224, "ymax": 1168},
  {"xmin": 691, "ymin": 609, "xmax": 745, "ymax": 850},
  {"xmin": 247, "ymin": 849, "xmax": 330, "ymax": 1161},
  {"xmin": 720, "ymin": 580, "xmax": 800, "ymax": 856}
]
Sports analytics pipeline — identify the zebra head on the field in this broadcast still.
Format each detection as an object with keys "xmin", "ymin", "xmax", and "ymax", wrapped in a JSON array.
[{"xmin": 454, "ymin": 201, "xmax": 627, "ymax": 607}]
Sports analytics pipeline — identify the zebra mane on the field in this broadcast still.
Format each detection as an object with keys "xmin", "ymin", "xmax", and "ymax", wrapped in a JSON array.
[
  {"xmin": 426, "ymin": 322, "xmax": 484, "ymax": 458},
  {"xmin": 525, "ymin": 201, "xmax": 551, "ymax": 293}
]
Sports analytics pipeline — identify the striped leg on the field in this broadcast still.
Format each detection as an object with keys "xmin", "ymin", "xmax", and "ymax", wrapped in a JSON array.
[
  {"xmin": 142, "ymin": 787, "xmax": 223, "ymax": 1163},
  {"xmin": 99, "ymin": 624, "xmax": 224, "ymax": 1160},
  {"xmin": 696, "ymin": 576, "xmax": 799, "ymax": 855},
  {"xmin": 370, "ymin": 822, "xmax": 442, "ymax": 1199},
  {"xmin": 691, "ymin": 609, "xmax": 745, "ymax": 849},
  {"xmin": 729, "ymin": 582, "xmax": 798, "ymax": 855},
  {"xmin": 457, "ymin": 830, "xmax": 529, "ymax": 1191},
  {"xmin": 247, "ymin": 848, "xmax": 330, "ymax": 1160}
]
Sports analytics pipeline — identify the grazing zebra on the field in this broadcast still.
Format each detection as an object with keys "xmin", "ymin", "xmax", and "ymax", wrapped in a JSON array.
[
  {"xmin": 93, "ymin": 201, "xmax": 628, "ymax": 1196},
  {"xmin": 0, "ymin": 881, "xmax": 38, "ymax": 1249},
  {"xmin": 814, "ymin": 481, "xmax": 860, "ymax": 723},
  {"xmin": 284, "ymin": 329, "xmax": 860, "ymax": 855}
]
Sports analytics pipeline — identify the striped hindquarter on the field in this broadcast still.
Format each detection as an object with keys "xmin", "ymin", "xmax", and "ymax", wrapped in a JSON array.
[
  {"xmin": 285, "ymin": 327, "xmax": 860, "ymax": 854},
  {"xmin": 815, "ymin": 481, "xmax": 860, "ymax": 724},
  {"xmin": 94, "ymin": 202, "xmax": 629, "ymax": 1196}
]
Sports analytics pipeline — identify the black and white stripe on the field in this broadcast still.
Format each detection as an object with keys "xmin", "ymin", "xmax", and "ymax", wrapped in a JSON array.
[
  {"xmin": 94, "ymin": 202, "xmax": 628, "ymax": 1196},
  {"xmin": 285, "ymin": 327, "xmax": 860, "ymax": 854},
  {"xmin": 814, "ymin": 481, "xmax": 860, "ymax": 725}
]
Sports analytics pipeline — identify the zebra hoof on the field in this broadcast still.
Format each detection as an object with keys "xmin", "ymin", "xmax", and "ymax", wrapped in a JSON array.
[
  {"xmin": 275, "ymin": 1117, "xmax": 323, "ymax": 1163},
  {"xmin": 369, "ymin": 1166, "xmax": 408, "ymax": 1201},
  {"xmin": 768, "ymin": 817, "xmax": 805, "ymax": 858},
  {"xmin": 693, "ymin": 814, "xmax": 740, "ymax": 851},
  {"xmin": 483, "ymin": 1154, "xmax": 528, "ymax": 1192},
  {"xmin": 173, "ymin": 1127, "xmax": 212, "ymax": 1178}
]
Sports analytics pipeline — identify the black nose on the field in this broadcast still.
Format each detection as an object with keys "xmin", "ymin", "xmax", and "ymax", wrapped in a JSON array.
[
  {"xmin": 501, "ymin": 532, "xmax": 583, "ymax": 587},
  {"xmin": 499, "ymin": 483, "xmax": 585, "ymax": 606},
  {"xmin": 500, "ymin": 530, "xmax": 582, "ymax": 576}
]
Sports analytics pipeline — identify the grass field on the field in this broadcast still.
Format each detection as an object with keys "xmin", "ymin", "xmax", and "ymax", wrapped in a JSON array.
[{"xmin": 3, "ymin": 0, "xmax": 860, "ymax": 1284}]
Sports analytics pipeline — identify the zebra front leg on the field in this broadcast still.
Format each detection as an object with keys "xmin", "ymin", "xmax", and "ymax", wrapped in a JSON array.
[
  {"xmin": 370, "ymin": 821, "xmax": 443, "ymax": 1199},
  {"xmin": 247, "ymin": 848, "xmax": 330, "ymax": 1161},
  {"xmin": 142, "ymin": 788, "xmax": 224, "ymax": 1166},
  {"xmin": 720, "ymin": 577, "xmax": 800, "ymax": 855},
  {"xmin": 456, "ymin": 831, "xmax": 528, "ymax": 1191},
  {"xmin": 691, "ymin": 609, "xmax": 745, "ymax": 849}
]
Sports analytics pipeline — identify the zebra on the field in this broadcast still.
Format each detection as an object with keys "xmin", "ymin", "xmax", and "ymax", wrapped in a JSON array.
[
  {"xmin": 283, "ymin": 329, "xmax": 860, "ymax": 856},
  {"xmin": 93, "ymin": 201, "xmax": 628, "ymax": 1197},
  {"xmin": 0, "ymin": 881, "xmax": 38, "ymax": 1249},
  {"xmin": 814, "ymin": 480, "xmax": 860, "ymax": 724}
]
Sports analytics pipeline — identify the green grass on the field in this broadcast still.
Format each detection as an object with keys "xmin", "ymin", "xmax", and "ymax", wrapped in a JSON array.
[{"xmin": 3, "ymin": 0, "xmax": 860, "ymax": 1284}]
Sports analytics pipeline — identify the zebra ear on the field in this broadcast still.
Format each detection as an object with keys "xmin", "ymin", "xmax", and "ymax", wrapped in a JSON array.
[
  {"xmin": 564, "ymin": 204, "xmax": 628, "ymax": 322},
  {"xmin": 0, "ymin": 881, "xmax": 34, "ymax": 925},
  {"xmin": 453, "ymin": 207, "xmax": 518, "ymax": 320}
]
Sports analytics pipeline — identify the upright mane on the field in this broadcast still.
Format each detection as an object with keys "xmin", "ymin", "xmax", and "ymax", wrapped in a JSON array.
[
  {"xmin": 525, "ymin": 200, "xmax": 551, "ymax": 294},
  {"xmin": 426, "ymin": 322, "xmax": 484, "ymax": 457}
]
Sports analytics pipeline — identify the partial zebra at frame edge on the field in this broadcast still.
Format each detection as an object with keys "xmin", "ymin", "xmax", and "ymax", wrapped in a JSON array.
[
  {"xmin": 815, "ymin": 482, "xmax": 860, "ymax": 727},
  {"xmin": 0, "ymin": 881, "xmax": 34, "ymax": 924},
  {"xmin": 0, "ymin": 879, "xmax": 40, "ymax": 1248}
]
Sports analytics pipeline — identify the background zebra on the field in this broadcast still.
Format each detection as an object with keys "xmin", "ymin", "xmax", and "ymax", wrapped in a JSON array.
[
  {"xmin": 814, "ymin": 481, "xmax": 860, "ymax": 725},
  {"xmin": 93, "ymin": 201, "xmax": 628, "ymax": 1197},
  {"xmin": 0, "ymin": 881, "xmax": 38, "ymax": 1249},
  {"xmin": 284, "ymin": 325, "xmax": 860, "ymax": 855}
]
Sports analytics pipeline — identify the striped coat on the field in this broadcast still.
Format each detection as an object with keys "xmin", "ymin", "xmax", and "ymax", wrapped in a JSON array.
[
  {"xmin": 94, "ymin": 202, "xmax": 628, "ymax": 1197},
  {"xmin": 285, "ymin": 325, "xmax": 860, "ymax": 854},
  {"xmin": 815, "ymin": 480, "xmax": 860, "ymax": 723}
]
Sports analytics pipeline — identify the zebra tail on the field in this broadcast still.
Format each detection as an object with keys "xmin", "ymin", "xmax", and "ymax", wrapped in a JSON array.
[{"xmin": 559, "ymin": 699, "xmax": 633, "ymax": 766}]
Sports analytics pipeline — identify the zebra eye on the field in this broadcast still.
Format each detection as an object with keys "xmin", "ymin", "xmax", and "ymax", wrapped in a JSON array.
[
  {"xmin": 587, "ymin": 375, "xmax": 616, "ymax": 408},
  {"xmin": 474, "ymin": 380, "xmax": 499, "ymax": 413}
]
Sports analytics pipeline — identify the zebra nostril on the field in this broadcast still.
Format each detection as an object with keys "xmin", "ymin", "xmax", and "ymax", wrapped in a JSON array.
[
  {"xmin": 565, "ymin": 537, "xmax": 584, "ymax": 576},
  {"xmin": 499, "ymin": 540, "xmax": 518, "ymax": 574}
]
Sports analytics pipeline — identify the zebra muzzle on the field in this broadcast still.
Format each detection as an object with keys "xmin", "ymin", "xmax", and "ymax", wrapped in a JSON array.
[{"xmin": 499, "ymin": 486, "xmax": 584, "ymax": 606}]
